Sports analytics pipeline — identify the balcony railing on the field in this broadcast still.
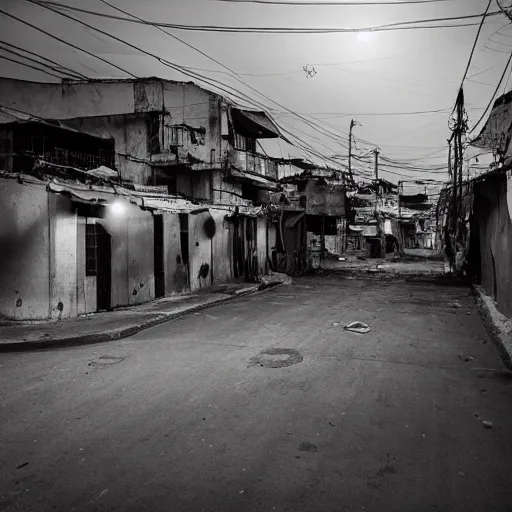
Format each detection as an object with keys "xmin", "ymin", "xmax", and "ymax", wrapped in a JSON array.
[{"xmin": 231, "ymin": 149, "xmax": 277, "ymax": 179}]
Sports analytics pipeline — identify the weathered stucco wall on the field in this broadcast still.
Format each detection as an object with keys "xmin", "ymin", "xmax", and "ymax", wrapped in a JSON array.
[
  {"xmin": 257, "ymin": 218, "xmax": 268, "ymax": 276},
  {"xmin": 268, "ymin": 223, "xmax": 277, "ymax": 251},
  {"xmin": 66, "ymin": 115, "xmax": 152, "ymax": 185},
  {"xmin": 163, "ymin": 83, "xmax": 223, "ymax": 165},
  {"xmin": 49, "ymin": 194, "xmax": 78, "ymax": 320},
  {"xmin": 212, "ymin": 170, "xmax": 244, "ymax": 206},
  {"xmin": 305, "ymin": 180, "xmax": 346, "ymax": 216},
  {"xmin": 84, "ymin": 201, "xmax": 155, "ymax": 309},
  {"xmin": 472, "ymin": 174, "xmax": 512, "ymax": 317},
  {"xmin": 97, "ymin": 201, "xmax": 155, "ymax": 307},
  {"xmin": 0, "ymin": 78, "xmax": 161, "ymax": 119},
  {"xmin": 176, "ymin": 170, "xmax": 212, "ymax": 200},
  {"xmin": 127, "ymin": 210, "xmax": 155, "ymax": 304},
  {"xmin": 211, "ymin": 209, "xmax": 232, "ymax": 284},
  {"xmin": 163, "ymin": 214, "xmax": 185, "ymax": 293},
  {"xmin": 188, "ymin": 211, "xmax": 214, "ymax": 291},
  {"xmin": 0, "ymin": 179, "xmax": 51, "ymax": 320}
]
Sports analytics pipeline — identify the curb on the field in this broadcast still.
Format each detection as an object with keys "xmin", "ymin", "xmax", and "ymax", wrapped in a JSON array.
[
  {"xmin": 473, "ymin": 285, "xmax": 512, "ymax": 371},
  {"xmin": 0, "ymin": 284, "xmax": 280, "ymax": 353}
]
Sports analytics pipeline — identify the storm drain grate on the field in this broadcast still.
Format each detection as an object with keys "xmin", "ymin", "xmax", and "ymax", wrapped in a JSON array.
[{"xmin": 249, "ymin": 348, "xmax": 303, "ymax": 368}]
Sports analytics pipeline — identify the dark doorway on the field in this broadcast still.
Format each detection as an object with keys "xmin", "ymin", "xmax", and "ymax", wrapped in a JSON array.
[
  {"xmin": 244, "ymin": 217, "xmax": 258, "ymax": 281},
  {"xmin": 232, "ymin": 216, "xmax": 258, "ymax": 281},
  {"xmin": 179, "ymin": 214, "xmax": 190, "ymax": 286},
  {"xmin": 86, "ymin": 223, "xmax": 111, "ymax": 311},
  {"xmin": 233, "ymin": 215, "xmax": 243, "ymax": 279},
  {"xmin": 154, "ymin": 214, "xmax": 165, "ymax": 298}
]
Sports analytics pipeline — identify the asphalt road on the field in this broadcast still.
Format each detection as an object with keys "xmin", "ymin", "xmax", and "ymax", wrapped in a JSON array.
[{"xmin": 2, "ymin": 275, "xmax": 512, "ymax": 512}]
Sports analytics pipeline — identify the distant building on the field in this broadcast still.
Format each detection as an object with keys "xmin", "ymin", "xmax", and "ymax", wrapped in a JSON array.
[{"xmin": 277, "ymin": 161, "xmax": 347, "ymax": 270}]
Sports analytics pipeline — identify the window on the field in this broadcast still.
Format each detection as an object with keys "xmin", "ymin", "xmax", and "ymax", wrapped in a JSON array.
[
  {"xmin": 233, "ymin": 133, "xmax": 256, "ymax": 152},
  {"xmin": 234, "ymin": 133, "xmax": 246, "ymax": 150},
  {"xmin": 297, "ymin": 181, "xmax": 307, "ymax": 193},
  {"xmin": 147, "ymin": 113, "xmax": 161, "ymax": 153},
  {"xmin": 86, "ymin": 224, "xmax": 97, "ymax": 276},
  {"xmin": 246, "ymin": 138, "xmax": 256, "ymax": 153},
  {"xmin": 170, "ymin": 126, "xmax": 185, "ymax": 147}
]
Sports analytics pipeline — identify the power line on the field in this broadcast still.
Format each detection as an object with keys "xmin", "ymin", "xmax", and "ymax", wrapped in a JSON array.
[
  {"xmin": 0, "ymin": 54, "xmax": 63, "ymax": 79},
  {"xmin": 0, "ymin": 8, "xmax": 137, "ymax": 78},
  {"xmin": 26, "ymin": 0, "xmax": 356, "ymax": 161},
  {"xmin": 16, "ymin": 0, "xmax": 446, "ymax": 173},
  {"xmin": 359, "ymin": 160, "xmax": 448, "ymax": 174},
  {"xmin": 182, "ymin": 50, "xmax": 427, "ymax": 77},
  {"xmin": 306, "ymin": 108, "xmax": 451, "ymax": 117},
  {"xmin": 35, "ymin": 1, "xmax": 502, "ymax": 34},
  {"xmin": 209, "ymin": 0, "xmax": 454, "ymax": 5},
  {"xmin": 455, "ymin": 0, "xmax": 494, "ymax": 95},
  {"xmin": 0, "ymin": 40, "xmax": 88, "ymax": 79},
  {"xmin": 98, "ymin": 0, "xmax": 243, "ymax": 81},
  {"xmin": 469, "ymin": 50, "xmax": 512, "ymax": 136},
  {"xmin": 93, "ymin": 3, "xmax": 356, "ymax": 154}
]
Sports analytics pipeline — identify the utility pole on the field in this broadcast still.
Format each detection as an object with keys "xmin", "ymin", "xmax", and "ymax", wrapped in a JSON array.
[
  {"xmin": 348, "ymin": 119, "xmax": 356, "ymax": 184},
  {"xmin": 457, "ymin": 90, "xmax": 464, "ymax": 215},
  {"xmin": 397, "ymin": 181, "xmax": 401, "ymax": 219},
  {"xmin": 374, "ymin": 148, "xmax": 380, "ymax": 194},
  {"xmin": 373, "ymin": 147, "xmax": 384, "ymax": 256}
]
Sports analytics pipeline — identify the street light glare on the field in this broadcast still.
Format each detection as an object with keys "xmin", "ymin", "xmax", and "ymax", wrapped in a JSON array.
[{"xmin": 111, "ymin": 200, "xmax": 125, "ymax": 215}]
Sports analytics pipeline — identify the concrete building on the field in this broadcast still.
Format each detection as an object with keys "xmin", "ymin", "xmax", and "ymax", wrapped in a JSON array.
[
  {"xmin": 347, "ymin": 180, "xmax": 402, "ymax": 258},
  {"xmin": 434, "ymin": 89, "xmax": 512, "ymax": 315},
  {"xmin": 0, "ymin": 77, "xmax": 285, "ymax": 319},
  {"xmin": 277, "ymin": 161, "xmax": 347, "ymax": 269}
]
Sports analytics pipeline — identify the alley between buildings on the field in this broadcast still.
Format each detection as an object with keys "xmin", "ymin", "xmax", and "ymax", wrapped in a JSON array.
[{"xmin": 2, "ymin": 272, "xmax": 512, "ymax": 512}]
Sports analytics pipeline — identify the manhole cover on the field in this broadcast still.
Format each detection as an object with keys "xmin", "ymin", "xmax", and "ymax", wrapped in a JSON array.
[
  {"xmin": 249, "ymin": 348, "xmax": 303, "ymax": 368},
  {"xmin": 88, "ymin": 355, "xmax": 125, "ymax": 367}
]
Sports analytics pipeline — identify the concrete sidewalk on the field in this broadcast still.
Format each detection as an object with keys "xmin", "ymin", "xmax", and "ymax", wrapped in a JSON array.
[{"xmin": 0, "ymin": 283, "xmax": 263, "ymax": 351}]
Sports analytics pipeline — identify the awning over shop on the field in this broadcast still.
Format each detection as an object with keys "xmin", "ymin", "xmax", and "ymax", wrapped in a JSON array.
[
  {"xmin": 48, "ymin": 180, "xmax": 119, "ymax": 204},
  {"xmin": 87, "ymin": 165, "xmax": 119, "ymax": 180},
  {"xmin": 47, "ymin": 179, "xmax": 210, "ymax": 214},
  {"xmin": 471, "ymin": 89, "xmax": 512, "ymax": 153},
  {"xmin": 229, "ymin": 168, "xmax": 280, "ymax": 191},
  {"xmin": 231, "ymin": 108, "xmax": 280, "ymax": 139}
]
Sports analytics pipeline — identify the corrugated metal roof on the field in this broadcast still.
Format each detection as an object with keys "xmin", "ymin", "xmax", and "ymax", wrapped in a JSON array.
[{"xmin": 231, "ymin": 108, "xmax": 281, "ymax": 139}]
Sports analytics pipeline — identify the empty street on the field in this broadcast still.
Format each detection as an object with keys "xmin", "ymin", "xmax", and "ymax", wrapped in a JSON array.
[{"xmin": 2, "ymin": 275, "xmax": 512, "ymax": 512}]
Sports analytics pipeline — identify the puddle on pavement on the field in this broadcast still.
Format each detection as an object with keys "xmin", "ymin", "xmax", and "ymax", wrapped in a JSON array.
[{"xmin": 249, "ymin": 348, "xmax": 303, "ymax": 368}]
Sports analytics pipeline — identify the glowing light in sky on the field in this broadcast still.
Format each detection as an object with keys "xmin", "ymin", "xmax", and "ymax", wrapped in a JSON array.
[{"xmin": 357, "ymin": 31, "xmax": 372, "ymax": 43}]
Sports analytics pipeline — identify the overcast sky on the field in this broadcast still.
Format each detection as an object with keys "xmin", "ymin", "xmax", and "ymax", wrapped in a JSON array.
[{"xmin": 0, "ymin": 0, "xmax": 510, "ymax": 192}]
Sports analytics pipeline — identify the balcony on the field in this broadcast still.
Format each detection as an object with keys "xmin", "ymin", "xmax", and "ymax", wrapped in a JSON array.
[{"xmin": 230, "ymin": 149, "xmax": 277, "ymax": 179}]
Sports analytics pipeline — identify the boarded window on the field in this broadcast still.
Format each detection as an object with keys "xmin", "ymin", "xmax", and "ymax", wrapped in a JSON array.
[{"xmin": 86, "ymin": 224, "xmax": 97, "ymax": 276}]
